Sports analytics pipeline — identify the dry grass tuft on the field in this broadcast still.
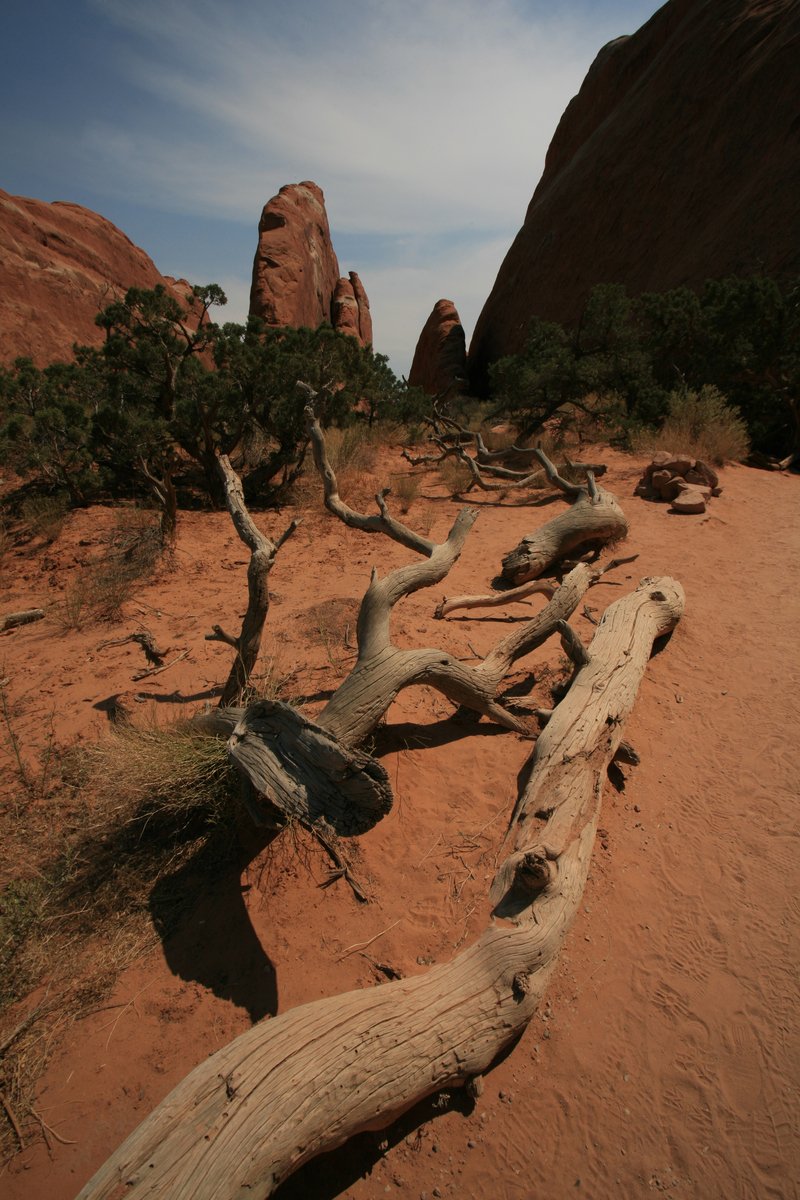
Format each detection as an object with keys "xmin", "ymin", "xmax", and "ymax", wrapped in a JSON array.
[
  {"xmin": 438, "ymin": 457, "xmax": 473, "ymax": 497},
  {"xmin": 630, "ymin": 386, "xmax": 750, "ymax": 466},
  {"xmin": 19, "ymin": 493, "xmax": 70, "ymax": 544},
  {"xmin": 54, "ymin": 507, "xmax": 163, "ymax": 630},
  {"xmin": 389, "ymin": 472, "xmax": 421, "ymax": 513},
  {"xmin": 0, "ymin": 714, "xmax": 241, "ymax": 1160}
]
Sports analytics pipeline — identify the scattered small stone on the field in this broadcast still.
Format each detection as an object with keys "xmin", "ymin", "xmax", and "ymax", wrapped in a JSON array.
[
  {"xmin": 633, "ymin": 804, "xmax": 641, "ymax": 813},
  {"xmin": 635, "ymin": 453, "xmax": 722, "ymax": 514},
  {"xmin": 671, "ymin": 488, "xmax": 707, "ymax": 514}
]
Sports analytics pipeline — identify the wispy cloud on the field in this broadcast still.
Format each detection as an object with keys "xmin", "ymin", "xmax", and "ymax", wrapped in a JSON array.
[
  {"xmin": 73, "ymin": 0, "xmax": 656, "ymax": 370},
  {"xmin": 85, "ymin": 0, "xmax": 596, "ymax": 233}
]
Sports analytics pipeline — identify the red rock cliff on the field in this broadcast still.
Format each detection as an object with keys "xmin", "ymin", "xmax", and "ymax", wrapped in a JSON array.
[
  {"xmin": 249, "ymin": 182, "xmax": 372, "ymax": 346},
  {"xmin": 0, "ymin": 189, "xmax": 190, "ymax": 366},
  {"xmin": 469, "ymin": 0, "xmax": 800, "ymax": 389}
]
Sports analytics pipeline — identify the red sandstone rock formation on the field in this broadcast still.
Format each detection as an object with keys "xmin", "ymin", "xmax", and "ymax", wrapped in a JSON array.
[
  {"xmin": 469, "ymin": 0, "xmax": 800, "ymax": 390},
  {"xmin": 249, "ymin": 182, "xmax": 341, "ymax": 331},
  {"xmin": 0, "ymin": 189, "xmax": 190, "ymax": 366},
  {"xmin": 348, "ymin": 271, "xmax": 372, "ymax": 348},
  {"xmin": 331, "ymin": 272, "xmax": 373, "ymax": 347},
  {"xmin": 250, "ymin": 183, "xmax": 371, "ymax": 346},
  {"xmin": 332, "ymin": 276, "xmax": 360, "ymax": 340},
  {"xmin": 408, "ymin": 299, "xmax": 467, "ymax": 396}
]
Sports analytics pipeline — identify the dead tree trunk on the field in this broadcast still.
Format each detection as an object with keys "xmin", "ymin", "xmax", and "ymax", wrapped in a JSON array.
[
  {"xmin": 205, "ymin": 405, "xmax": 617, "ymax": 834},
  {"xmin": 76, "ymin": 576, "xmax": 684, "ymax": 1200},
  {"xmin": 205, "ymin": 455, "xmax": 298, "ymax": 707},
  {"xmin": 500, "ymin": 449, "xmax": 628, "ymax": 585}
]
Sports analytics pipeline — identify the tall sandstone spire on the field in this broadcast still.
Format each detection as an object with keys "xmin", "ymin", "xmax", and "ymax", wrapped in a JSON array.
[{"xmin": 249, "ymin": 182, "xmax": 372, "ymax": 346}]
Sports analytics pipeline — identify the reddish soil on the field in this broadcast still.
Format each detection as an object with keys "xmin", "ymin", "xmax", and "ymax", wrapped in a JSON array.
[{"xmin": 1, "ymin": 446, "xmax": 798, "ymax": 1199}]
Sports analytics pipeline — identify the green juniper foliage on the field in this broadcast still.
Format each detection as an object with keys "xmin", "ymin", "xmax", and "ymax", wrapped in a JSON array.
[
  {"xmin": 489, "ymin": 275, "xmax": 799, "ymax": 458},
  {"xmin": 0, "ymin": 284, "xmax": 425, "ymax": 520}
]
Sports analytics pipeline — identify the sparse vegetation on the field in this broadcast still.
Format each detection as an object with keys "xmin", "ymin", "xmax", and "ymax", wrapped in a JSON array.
[
  {"xmin": 0, "ymin": 713, "xmax": 241, "ymax": 1157},
  {"xmin": 629, "ymin": 385, "xmax": 750, "ymax": 465},
  {"xmin": 0, "ymin": 286, "xmax": 423, "ymax": 525},
  {"xmin": 438, "ymin": 456, "xmax": 473, "ymax": 496},
  {"xmin": 389, "ymin": 471, "xmax": 421, "ymax": 512},
  {"xmin": 488, "ymin": 274, "xmax": 799, "ymax": 460},
  {"xmin": 19, "ymin": 492, "xmax": 70, "ymax": 543}
]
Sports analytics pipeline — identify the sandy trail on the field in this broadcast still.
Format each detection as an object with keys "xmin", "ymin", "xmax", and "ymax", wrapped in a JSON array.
[{"xmin": 0, "ymin": 448, "xmax": 798, "ymax": 1199}]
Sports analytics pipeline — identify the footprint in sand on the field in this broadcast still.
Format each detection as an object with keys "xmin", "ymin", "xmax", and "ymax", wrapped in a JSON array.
[
  {"xmin": 670, "ymin": 930, "xmax": 728, "ymax": 982},
  {"xmin": 652, "ymin": 980, "xmax": 698, "ymax": 1025}
]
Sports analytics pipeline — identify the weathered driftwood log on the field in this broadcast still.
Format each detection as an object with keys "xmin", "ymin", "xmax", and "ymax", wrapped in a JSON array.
[
  {"xmin": 196, "ymin": 407, "xmax": 619, "ymax": 836},
  {"xmin": 501, "ymin": 449, "xmax": 628, "ymax": 585},
  {"xmin": 212, "ymin": 431, "xmax": 609, "ymax": 832},
  {"xmin": 213, "ymin": 538, "xmax": 602, "ymax": 834},
  {"xmin": 76, "ymin": 576, "xmax": 684, "ymax": 1200},
  {"xmin": 227, "ymin": 700, "xmax": 393, "ymax": 836},
  {"xmin": 0, "ymin": 609, "xmax": 45, "ymax": 633},
  {"xmin": 205, "ymin": 455, "xmax": 298, "ymax": 706},
  {"xmin": 403, "ymin": 406, "xmax": 608, "ymax": 488},
  {"xmin": 200, "ymin": 401, "xmax": 603, "ymax": 835}
]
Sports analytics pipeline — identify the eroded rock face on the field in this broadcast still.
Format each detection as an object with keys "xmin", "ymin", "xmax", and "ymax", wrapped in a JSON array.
[
  {"xmin": 249, "ymin": 183, "xmax": 372, "ymax": 347},
  {"xmin": 469, "ymin": 0, "xmax": 800, "ymax": 389},
  {"xmin": 249, "ymin": 182, "xmax": 341, "ymax": 331},
  {"xmin": 332, "ymin": 272, "xmax": 373, "ymax": 347},
  {"xmin": 348, "ymin": 271, "xmax": 372, "ymax": 348},
  {"xmin": 0, "ymin": 189, "xmax": 189, "ymax": 366},
  {"xmin": 409, "ymin": 300, "xmax": 467, "ymax": 396}
]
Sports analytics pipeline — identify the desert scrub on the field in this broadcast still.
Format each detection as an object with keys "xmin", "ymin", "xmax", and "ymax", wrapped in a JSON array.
[
  {"xmin": 438, "ymin": 456, "xmax": 473, "ymax": 497},
  {"xmin": 631, "ymin": 385, "xmax": 750, "ymax": 466},
  {"xmin": 389, "ymin": 471, "xmax": 421, "ymax": 513},
  {"xmin": 54, "ymin": 506, "xmax": 163, "ymax": 630},
  {"xmin": 322, "ymin": 423, "xmax": 378, "ymax": 475},
  {"xmin": 0, "ymin": 715, "xmax": 242, "ymax": 1158},
  {"xmin": 19, "ymin": 492, "xmax": 69, "ymax": 544}
]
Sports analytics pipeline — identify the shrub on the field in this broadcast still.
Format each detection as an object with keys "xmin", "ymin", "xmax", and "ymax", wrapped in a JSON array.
[
  {"xmin": 631, "ymin": 385, "xmax": 750, "ymax": 465},
  {"xmin": 389, "ymin": 472, "xmax": 421, "ymax": 513},
  {"xmin": 438, "ymin": 456, "xmax": 473, "ymax": 496},
  {"xmin": 20, "ymin": 492, "xmax": 70, "ymax": 543}
]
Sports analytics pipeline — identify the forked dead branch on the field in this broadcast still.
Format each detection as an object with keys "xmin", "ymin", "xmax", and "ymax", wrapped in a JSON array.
[
  {"xmin": 199, "ymin": 401, "xmax": 623, "ymax": 839},
  {"xmin": 76, "ymin": 574, "xmax": 684, "ymax": 1199}
]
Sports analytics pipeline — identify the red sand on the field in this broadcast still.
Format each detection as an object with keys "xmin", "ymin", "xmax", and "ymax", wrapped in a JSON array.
[{"xmin": 1, "ymin": 447, "xmax": 798, "ymax": 1199}]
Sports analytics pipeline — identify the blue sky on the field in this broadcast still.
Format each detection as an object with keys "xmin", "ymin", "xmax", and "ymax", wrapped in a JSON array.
[{"xmin": 2, "ymin": 0, "xmax": 663, "ymax": 375}]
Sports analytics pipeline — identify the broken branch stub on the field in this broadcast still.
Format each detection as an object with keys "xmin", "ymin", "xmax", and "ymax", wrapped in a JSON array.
[
  {"xmin": 501, "ymin": 450, "xmax": 628, "ymax": 585},
  {"xmin": 76, "ymin": 575, "xmax": 684, "ymax": 1200},
  {"xmin": 227, "ymin": 700, "xmax": 392, "ymax": 835}
]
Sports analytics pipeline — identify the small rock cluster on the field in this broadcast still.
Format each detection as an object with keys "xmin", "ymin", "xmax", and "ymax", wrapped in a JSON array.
[{"xmin": 635, "ymin": 452, "xmax": 721, "ymax": 514}]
